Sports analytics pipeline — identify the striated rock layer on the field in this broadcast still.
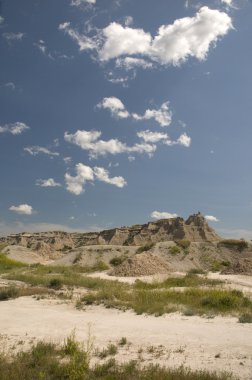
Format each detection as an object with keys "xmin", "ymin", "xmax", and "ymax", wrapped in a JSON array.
[{"xmin": 0, "ymin": 213, "xmax": 221, "ymax": 255}]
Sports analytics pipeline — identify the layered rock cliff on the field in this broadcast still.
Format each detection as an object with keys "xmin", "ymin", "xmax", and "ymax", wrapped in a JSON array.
[{"xmin": 0, "ymin": 213, "xmax": 221, "ymax": 255}]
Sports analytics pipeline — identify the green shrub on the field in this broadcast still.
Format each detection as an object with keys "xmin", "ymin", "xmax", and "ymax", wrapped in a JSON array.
[
  {"xmin": 188, "ymin": 268, "xmax": 206, "ymax": 275},
  {"xmin": 48, "ymin": 278, "xmax": 62, "ymax": 290},
  {"xmin": 110, "ymin": 257, "xmax": 124, "ymax": 266},
  {"xmin": 0, "ymin": 287, "xmax": 18, "ymax": 301},
  {"xmin": 175, "ymin": 239, "xmax": 191, "ymax": 250},
  {"xmin": 239, "ymin": 313, "xmax": 252, "ymax": 323},
  {"xmin": 169, "ymin": 245, "xmax": 180, "ymax": 255},
  {"xmin": 136, "ymin": 242, "xmax": 155, "ymax": 254}
]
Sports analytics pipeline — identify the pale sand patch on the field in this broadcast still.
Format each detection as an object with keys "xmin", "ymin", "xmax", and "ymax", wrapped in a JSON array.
[{"xmin": 0, "ymin": 297, "xmax": 252, "ymax": 379}]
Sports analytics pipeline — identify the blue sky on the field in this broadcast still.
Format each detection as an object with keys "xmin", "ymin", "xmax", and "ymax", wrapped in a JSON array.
[{"xmin": 0, "ymin": 0, "xmax": 251, "ymax": 238}]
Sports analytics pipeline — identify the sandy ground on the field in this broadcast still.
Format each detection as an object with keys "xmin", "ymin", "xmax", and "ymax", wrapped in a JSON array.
[{"xmin": 0, "ymin": 297, "xmax": 252, "ymax": 379}]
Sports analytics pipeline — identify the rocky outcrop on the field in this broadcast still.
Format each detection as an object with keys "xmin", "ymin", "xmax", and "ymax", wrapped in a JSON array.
[{"xmin": 0, "ymin": 212, "xmax": 221, "ymax": 255}]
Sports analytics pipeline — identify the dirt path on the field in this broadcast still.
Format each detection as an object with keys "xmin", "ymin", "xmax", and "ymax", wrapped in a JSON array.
[{"xmin": 0, "ymin": 297, "xmax": 252, "ymax": 379}]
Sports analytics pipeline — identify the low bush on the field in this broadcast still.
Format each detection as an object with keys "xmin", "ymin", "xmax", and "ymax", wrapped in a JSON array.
[
  {"xmin": 239, "ymin": 313, "xmax": 252, "ymax": 323},
  {"xmin": 48, "ymin": 278, "xmax": 63, "ymax": 290},
  {"xmin": 169, "ymin": 245, "xmax": 180, "ymax": 255},
  {"xmin": 136, "ymin": 242, "xmax": 155, "ymax": 254},
  {"xmin": 175, "ymin": 239, "xmax": 191, "ymax": 250},
  {"xmin": 110, "ymin": 257, "xmax": 124, "ymax": 267}
]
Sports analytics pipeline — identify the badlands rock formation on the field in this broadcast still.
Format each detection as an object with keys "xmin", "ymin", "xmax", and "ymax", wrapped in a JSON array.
[{"xmin": 0, "ymin": 213, "xmax": 220, "ymax": 256}]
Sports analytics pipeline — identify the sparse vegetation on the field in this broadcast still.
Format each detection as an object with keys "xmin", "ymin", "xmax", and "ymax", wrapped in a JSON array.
[
  {"xmin": 136, "ymin": 242, "xmax": 155, "ymax": 254},
  {"xmin": 175, "ymin": 239, "xmax": 191, "ymax": 250},
  {"xmin": 0, "ymin": 337, "xmax": 236, "ymax": 380},
  {"xmin": 0, "ymin": 286, "xmax": 49, "ymax": 301},
  {"xmin": 218, "ymin": 239, "xmax": 248, "ymax": 251},
  {"xmin": 238, "ymin": 313, "xmax": 252, "ymax": 323},
  {"xmin": 169, "ymin": 245, "xmax": 181, "ymax": 255},
  {"xmin": 0, "ymin": 254, "xmax": 27, "ymax": 273},
  {"xmin": 110, "ymin": 257, "xmax": 124, "ymax": 266}
]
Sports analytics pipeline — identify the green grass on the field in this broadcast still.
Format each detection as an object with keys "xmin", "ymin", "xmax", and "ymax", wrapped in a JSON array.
[
  {"xmin": 4, "ymin": 266, "xmax": 252, "ymax": 319},
  {"xmin": 0, "ymin": 286, "xmax": 50, "ymax": 301},
  {"xmin": 134, "ymin": 274, "xmax": 222, "ymax": 290},
  {"xmin": 0, "ymin": 254, "xmax": 27, "ymax": 273},
  {"xmin": 169, "ymin": 245, "xmax": 181, "ymax": 255},
  {"xmin": 0, "ymin": 338, "xmax": 236, "ymax": 380}
]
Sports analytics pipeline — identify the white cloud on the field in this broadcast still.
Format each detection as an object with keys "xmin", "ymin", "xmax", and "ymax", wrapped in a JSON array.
[
  {"xmin": 24, "ymin": 146, "xmax": 59, "ymax": 157},
  {"xmin": 94, "ymin": 167, "xmax": 127, "ymax": 188},
  {"xmin": 71, "ymin": 0, "xmax": 96, "ymax": 6},
  {"xmin": 63, "ymin": 156, "xmax": 72, "ymax": 165},
  {"xmin": 97, "ymin": 96, "xmax": 130, "ymax": 118},
  {"xmin": 177, "ymin": 133, "xmax": 191, "ymax": 147},
  {"xmin": 60, "ymin": 7, "xmax": 232, "ymax": 70},
  {"xmin": 137, "ymin": 130, "xmax": 170, "ymax": 143},
  {"xmin": 116, "ymin": 57, "xmax": 153, "ymax": 70},
  {"xmin": 36, "ymin": 178, "xmax": 61, "ymax": 187},
  {"xmin": 65, "ymin": 163, "xmax": 94, "ymax": 195},
  {"xmin": 128, "ymin": 156, "xmax": 135, "ymax": 162},
  {"xmin": 221, "ymin": 0, "xmax": 233, "ymax": 6},
  {"xmin": 9, "ymin": 204, "xmax": 33, "ymax": 215},
  {"xmin": 205, "ymin": 215, "xmax": 219, "ymax": 222},
  {"xmin": 0, "ymin": 122, "xmax": 29, "ymax": 135},
  {"xmin": 65, "ymin": 163, "xmax": 126, "ymax": 195},
  {"xmin": 0, "ymin": 16, "xmax": 4, "ymax": 24},
  {"xmin": 64, "ymin": 129, "xmax": 156, "ymax": 159},
  {"xmin": 58, "ymin": 22, "xmax": 96, "ymax": 51},
  {"xmin": 151, "ymin": 211, "xmax": 178, "ymax": 220},
  {"xmin": 34, "ymin": 40, "xmax": 46, "ymax": 54},
  {"xmin": 99, "ymin": 22, "xmax": 152, "ymax": 61},
  {"xmin": 3, "ymin": 32, "xmax": 25, "ymax": 42},
  {"xmin": 132, "ymin": 101, "xmax": 172, "ymax": 127},
  {"xmin": 98, "ymin": 97, "xmax": 172, "ymax": 127}
]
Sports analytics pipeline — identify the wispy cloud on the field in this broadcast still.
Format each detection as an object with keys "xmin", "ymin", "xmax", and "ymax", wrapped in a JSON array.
[
  {"xmin": 3, "ymin": 32, "xmax": 25, "ymax": 42},
  {"xmin": 0, "ymin": 122, "xmax": 29, "ymax": 135},
  {"xmin": 24, "ymin": 146, "xmax": 59, "ymax": 157},
  {"xmin": 0, "ymin": 82, "xmax": 16, "ymax": 90}
]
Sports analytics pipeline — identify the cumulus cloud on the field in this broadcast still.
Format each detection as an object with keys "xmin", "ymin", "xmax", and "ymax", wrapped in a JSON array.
[
  {"xmin": 36, "ymin": 178, "xmax": 61, "ymax": 187},
  {"xmin": 60, "ymin": 7, "xmax": 232, "ymax": 69},
  {"xmin": 132, "ymin": 101, "xmax": 172, "ymax": 127},
  {"xmin": 9, "ymin": 204, "xmax": 33, "ymax": 215},
  {"xmin": 64, "ymin": 129, "xmax": 156, "ymax": 159},
  {"xmin": 151, "ymin": 211, "xmax": 178, "ymax": 220},
  {"xmin": 221, "ymin": 0, "xmax": 233, "ymax": 6},
  {"xmin": 97, "ymin": 97, "xmax": 130, "ymax": 118},
  {"xmin": 94, "ymin": 167, "xmax": 126, "ymax": 188},
  {"xmin": 3, "ymin": 32, "xmax": 25, "ymax": 42},
  {"xmin": 205, "ymin": 215, "xmax": 219, "ymax": 222},
  {"xmin": 176, "ymin": 133, "xmax": 191, "ymax": 147},
  {"xmin": 0, "ymin": 122, "xmax": 29, "ymax": 135},
  {"xmin": 65, "ymin": 163, "xmax": 126, "ymax": 195},
  {"xmin": 98, "ymin": 97, "xmax": 172, "ymax": 127},
  {"xmin": 24, "ymin": 146, "xmax": 59, "ymax": 157}
]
